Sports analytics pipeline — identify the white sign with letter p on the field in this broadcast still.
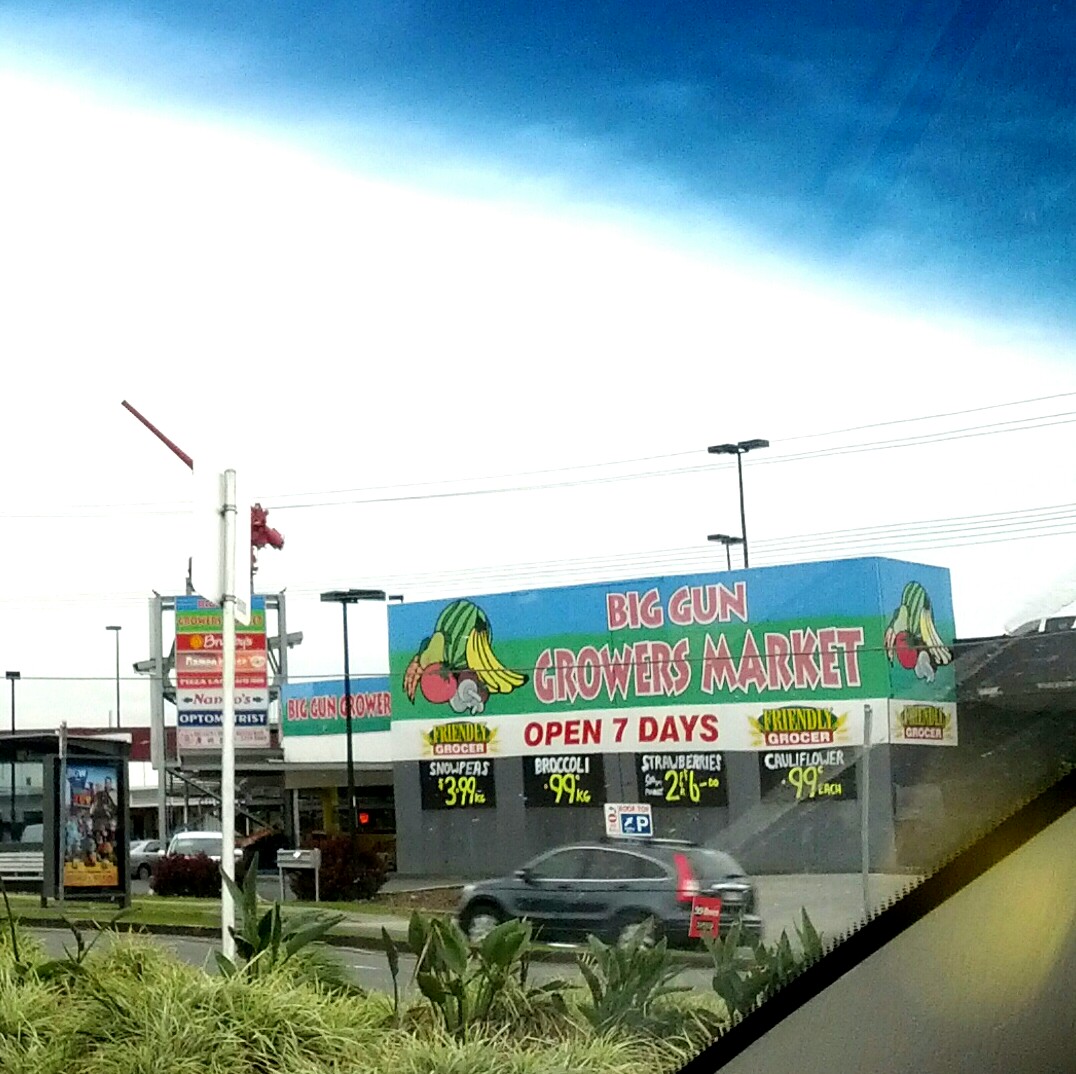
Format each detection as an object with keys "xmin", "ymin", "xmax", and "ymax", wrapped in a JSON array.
[{"xmin": 604, "ymin": 802, "xmax": 653, "ymax": 838}]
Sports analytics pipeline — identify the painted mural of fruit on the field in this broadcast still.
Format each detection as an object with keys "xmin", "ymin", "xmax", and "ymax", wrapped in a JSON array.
[
  {"xmin": 884, "ymin": 581, "xmax": 953, "ymax": 682},
  {"xmin": 419, "ymin": 663, "xmax": 458, "ymax": 704},
  {"xmin": 402, "ymin": 599, "xmax": 528, "ymax": 713}
]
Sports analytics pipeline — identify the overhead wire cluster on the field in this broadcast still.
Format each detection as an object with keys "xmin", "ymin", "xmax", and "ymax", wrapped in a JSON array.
[{"xmin": 0, "ymin": 390, "xmax": 1073, "ymax": 606}]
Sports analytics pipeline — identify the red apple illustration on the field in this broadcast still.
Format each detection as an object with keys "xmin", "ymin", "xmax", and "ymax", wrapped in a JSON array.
[
  {"xmin": 894, "ymin": 632, "xmax": 918, "ymax": 670},
  {"xmin": 420, "ymin": 663, "xmax": 458, "ymax": 704}
]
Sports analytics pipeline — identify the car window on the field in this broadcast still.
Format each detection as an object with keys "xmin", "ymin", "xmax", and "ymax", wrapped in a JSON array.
[
  {"xmin": 527, "ymin": 848, "xmax": 590, "ymax": 880},
  {"xmin": 170, "ymin": 836, "xmax": 221, "ymax": 856},
  {"xmin": 590, "ymin": 849, "xmax": 668, "ymax": 881},
  {"xmin": 686, "ymin": 848, "xmax": 746, "ymax": 880},
  {"xmin": 145, "ymin": 841, "xmax": 161, "ymax": 853}
]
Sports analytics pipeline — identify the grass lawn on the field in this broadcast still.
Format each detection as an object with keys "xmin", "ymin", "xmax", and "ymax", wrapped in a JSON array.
[
  {"xmin": 3, "ymin": 892, "xmax": 222, "ymax": 930},
  {"xmin": 0, "ymin": 890, "xmax": 450, "ymax": 932}
]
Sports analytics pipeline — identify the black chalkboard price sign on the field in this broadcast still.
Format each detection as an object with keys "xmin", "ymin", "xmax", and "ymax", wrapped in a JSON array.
[
  {"xmin": 634, "ymin": 752, "xmax": 727, "ymax": 807},
  {"xmin": 419, "ymin": 759, "xmax": 497, "ymax": 810},
  {"xmin": 523, "ymin": 754, "xmax": 604, "ymax": 807},
  {"xmin": 758, "ymin": 747, "xmax": 857, "ymax": 803}
]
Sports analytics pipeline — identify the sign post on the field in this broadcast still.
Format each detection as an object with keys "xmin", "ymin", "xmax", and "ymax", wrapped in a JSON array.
[
  {"xmin": 189, "ymin": 467, "xmax": 251, "ymax": 963},
  {"xmin": 860, "ymin": 703, "xmax": 872, "ymax": 920},
  {"xmin": 220, "ymin": 470, "xmax": 238, "ymax": 961}
]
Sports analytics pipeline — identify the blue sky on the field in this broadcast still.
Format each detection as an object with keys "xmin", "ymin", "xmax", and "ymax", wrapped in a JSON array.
[{"xmin": 4, "ymin": 0, "xmax": 1074, "ymax": 327}]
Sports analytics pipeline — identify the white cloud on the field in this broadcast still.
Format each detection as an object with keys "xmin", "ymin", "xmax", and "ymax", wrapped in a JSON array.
[{"xmin": 0, "ymin": 68, "xmax": 1074, "ymax": 725}]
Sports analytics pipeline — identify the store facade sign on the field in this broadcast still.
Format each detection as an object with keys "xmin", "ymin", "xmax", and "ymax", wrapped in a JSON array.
[
  {"xmin": 388, "ymin": 558, "xmax": 956, "ymax": 759},
  {"xmin": 282, "ymin": 677, "xmax": 392, "ymax": 737},
  {"xmin": 888, "ymin": 700, "xmax": 958, "ymax": 746}
]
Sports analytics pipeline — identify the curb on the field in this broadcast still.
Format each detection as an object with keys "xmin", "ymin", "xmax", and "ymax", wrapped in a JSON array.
[{"xmin": 19, "ymin": 916, "xmax": 715, "ymax": 967}]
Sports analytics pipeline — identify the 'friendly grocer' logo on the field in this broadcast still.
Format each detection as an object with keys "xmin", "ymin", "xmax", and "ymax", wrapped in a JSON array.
[
  {"xmin": 749, "ymin": 706, "xmax": 847, "ymax": 747},
  {"xmin": 422, "ymin": 721, "xmax": 499, "ymax": 757},
  {"xmin": 897, "ymin": 705, "xmax": 950, "ymax": 741}
]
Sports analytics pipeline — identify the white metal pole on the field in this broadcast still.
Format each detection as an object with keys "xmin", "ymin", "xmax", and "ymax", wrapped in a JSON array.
[
  {"xmin": 860, "ymin": 703, "xmax": 873, "ymax": 919},
  {"xmin": 149, "ymin": 596, "xmax": 167, "ymax": 846},
  {"xmin": 221, "ymin": 470, "xmax": 238, "ymax": 960}
]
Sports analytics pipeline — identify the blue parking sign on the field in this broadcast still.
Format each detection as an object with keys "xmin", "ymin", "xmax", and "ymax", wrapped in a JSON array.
[{"xmin": 621, "ymin": 813, "xmax": 652, "ymax": 836}]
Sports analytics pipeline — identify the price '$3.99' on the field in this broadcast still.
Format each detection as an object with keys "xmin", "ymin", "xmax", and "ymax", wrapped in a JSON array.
[{"xmin": 436, "ymin": 774, "xmax": 486, "ymax": 807}]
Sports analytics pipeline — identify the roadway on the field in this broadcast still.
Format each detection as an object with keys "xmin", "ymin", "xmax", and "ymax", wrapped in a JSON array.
[{"xmin": 30, "ymin": 927, "xmax": 719, "ymax": 993}]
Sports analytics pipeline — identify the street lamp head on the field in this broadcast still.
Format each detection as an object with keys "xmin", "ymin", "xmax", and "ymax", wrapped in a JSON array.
[
  {"xmin": 4, "ymin": 671, "xmax": 20, "ymax": 682},
  {"xmin": 320, "ymin": 589, "xmax": 388, "ymax": 604},
  {"xmin": 708, "ymin": 439, "xmax": 770, "ymax": 455},
  {"xmin": 707, "ymin": 534, "xmax": 744, "ymax": 546},
  {"xmin": 106, "ymin": 625, "xmax": 122, "ymax": 632}
]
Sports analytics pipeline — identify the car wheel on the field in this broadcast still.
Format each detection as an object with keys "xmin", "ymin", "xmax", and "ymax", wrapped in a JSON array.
[
  {"xmin": 136, "ymin": 864, "xmax": 151, "ymax": 880},
  {"xmin": 613, "ymin": 913, "xmax": 660, "ymax": 949},
  {"xmin": 459, "ymin": 902, "xmax": 505, "ymax": 943}
]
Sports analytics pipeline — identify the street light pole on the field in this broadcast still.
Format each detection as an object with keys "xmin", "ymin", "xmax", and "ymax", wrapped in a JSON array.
[
  {"xmin": 707, "ymin": 439, "xmax": 769, "ymax": 568},
  {"xmin": 6, "ymin": 671, "xmax": 20, "ymax": 837},
  {"xmin": 707, "ymin": 534, "xmax": 745, "ymax": 571},
  {"xmin": 106, "ymin": 626, "xmax": 121, "ymax": 729},
  {"xmin": 320, "ymin": 589, "xmax": 387, "ymax": 848}
]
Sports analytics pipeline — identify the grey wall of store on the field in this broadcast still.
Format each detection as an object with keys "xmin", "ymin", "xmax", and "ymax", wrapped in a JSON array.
[
  {"xmin": 392, "ymin": 750, "xmax": 899, "ymax": 878},
  {"xmin": 718, "ymin": 805, "xmax": 1076, "ymax": 1074}
]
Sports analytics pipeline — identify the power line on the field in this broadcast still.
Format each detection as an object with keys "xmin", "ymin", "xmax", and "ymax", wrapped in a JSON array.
[
  {"xmin": 1, "ymin": 391, "xmax": 1074, "ymax": 520},
  {"xmin": 2, "ymin": 499, "xmax": 1076, "ymax": 609},
  {"xmin": 265, "ymin": 410, "xmax": 1076, "ymax": 512}
]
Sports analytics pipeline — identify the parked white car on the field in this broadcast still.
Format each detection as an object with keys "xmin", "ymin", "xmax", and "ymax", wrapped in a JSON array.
[{"xmin": 166, "ymin": 831, "xmax": 243, "ymax": 863}]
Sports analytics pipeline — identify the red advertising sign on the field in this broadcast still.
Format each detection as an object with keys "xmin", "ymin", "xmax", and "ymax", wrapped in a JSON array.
[{"xmin": 688, "ymin": 895, "xmax": 723, "ymax": 939}]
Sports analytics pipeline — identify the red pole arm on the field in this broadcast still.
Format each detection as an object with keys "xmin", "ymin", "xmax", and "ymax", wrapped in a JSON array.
[{"xmin": 120, "ymin": 400, "xmax": 194, "ymax": 470}]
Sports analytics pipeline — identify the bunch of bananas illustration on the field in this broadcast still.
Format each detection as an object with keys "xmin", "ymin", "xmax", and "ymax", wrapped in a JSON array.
[
  {"xmin": 403, "ymin": 600, "xmax": 528, "ymax": 714},
  {"xmin": 883, "ymin": 581, "xmax": 953, "ymax": 683}
]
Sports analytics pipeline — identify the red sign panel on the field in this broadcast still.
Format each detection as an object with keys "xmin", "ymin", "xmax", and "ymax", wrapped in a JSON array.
[{"xmin": 688, "ymin": 895, "xmax": 723, "ymax": 940}]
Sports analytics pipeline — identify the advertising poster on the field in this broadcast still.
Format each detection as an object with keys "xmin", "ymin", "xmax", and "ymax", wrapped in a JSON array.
[
  {"xmin": 62, "ymin": 762, "xmax": 121, "ymax": 889},
  {"xmin": 388, "ymin": 558, "xmax": 956, "ymax": 759}
]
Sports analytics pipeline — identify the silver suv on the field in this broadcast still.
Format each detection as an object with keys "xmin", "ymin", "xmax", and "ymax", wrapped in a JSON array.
[{"xmin": 458, "ymin": 837, "xmax": 763, "ymax": 947}]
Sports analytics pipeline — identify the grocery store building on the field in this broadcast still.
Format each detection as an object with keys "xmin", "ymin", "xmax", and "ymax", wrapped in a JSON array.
[{"xmin": 280, "ymin": 556, "xmax": 961, "ymax": 877}]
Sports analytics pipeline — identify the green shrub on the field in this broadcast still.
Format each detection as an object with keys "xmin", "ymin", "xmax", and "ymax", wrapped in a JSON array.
[
  {"xmin": 288, "ymin": 835, "xmax": 387, "ymax": 902},
  {"xmin": 706, "ymin": 908, "xmax": 824, "ymax": 1023},
  {"xmin": 385, "ymin": 912, "xmax": 571, "ymax": 1042},
  {"xmin": 216, "ymin": 853, "xmax": 345, "ymax": 980},
  {"xmin": 576, "ymin": 923, "xmax": 690, "ymax": 1033}
]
